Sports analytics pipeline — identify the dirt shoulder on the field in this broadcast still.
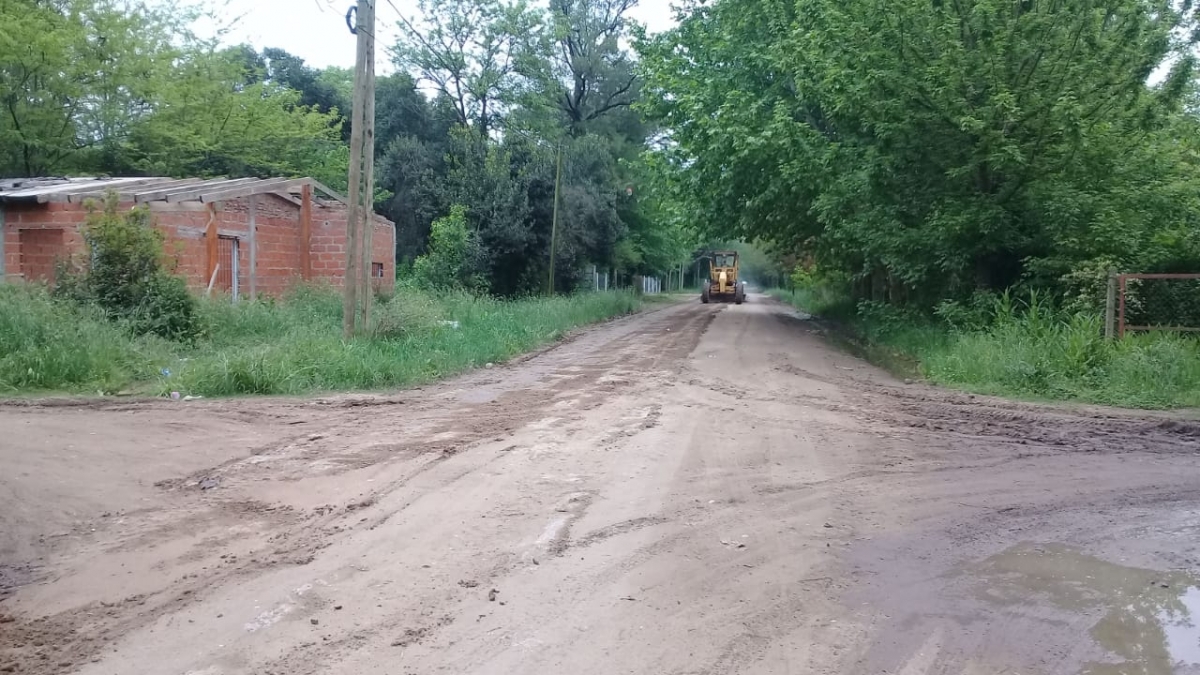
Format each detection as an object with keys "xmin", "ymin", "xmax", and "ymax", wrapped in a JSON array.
[{"xmin": 2, "ymin": 295, "xmax": 1198, "ymax": 675}]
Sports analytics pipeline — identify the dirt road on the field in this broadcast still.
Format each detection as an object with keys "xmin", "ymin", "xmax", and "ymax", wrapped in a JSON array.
[{"xmin": 3, "ymin": 296, "xmax": 1200, "ymax": 675}]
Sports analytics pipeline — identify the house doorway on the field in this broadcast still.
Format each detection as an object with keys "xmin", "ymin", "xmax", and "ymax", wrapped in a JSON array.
[{"xmin": 216, "ymin": 236, "xmax": 240, "ymax": 300}]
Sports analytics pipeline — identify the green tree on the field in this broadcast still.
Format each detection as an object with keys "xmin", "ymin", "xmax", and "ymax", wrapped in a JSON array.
[
  {"xmin": 527, "ymin": 0, "xmax": 641, "ymax": 137},
  {"xmin": 638, "ymin": 0, "xmax": 1200, "ymax": 308},
  {"xmin": 384, "ymin": 0, "xmax": 677, "ymax": 296},
  {"xmin": 412, "ymin": 204, "xmax": 485, "ymax": 290},
  {"xmin": 393, "ymin": 0, "xmax": 544, "ymax": 135},
  {"xmin": 375, "ymin": 77, "xmax": 460, "ymax": 261},
  {"xmin": 441, "ymin": 128, "xmax": 541, "ymax": 294},
  {"xmin": 0, "ymin": 0, "xmax": 188, "ymax": 176},
  {"xmin": 120, "ymin": 45, "xmax": 344, "ymax": 180}
]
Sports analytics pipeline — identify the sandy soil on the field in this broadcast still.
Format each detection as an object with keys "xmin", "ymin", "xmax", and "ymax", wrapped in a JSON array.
[{"xmin": 2, "ymin": 296, "xmax": 1199, "ymax": 675}]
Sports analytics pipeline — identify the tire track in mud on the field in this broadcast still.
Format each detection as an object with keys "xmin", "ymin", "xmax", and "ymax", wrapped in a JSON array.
[
  {"xmin": 665, "ymin": 300, "xmax": 1200, "ymax": 675},
  {"xmin": 9, "ymin": 296, "xmax": 1195, "ymax": 675},
  {"xmin": 755, "ymin": 349, "xmax": 1200, "ymax": 456},
  {"xmin": 777, "ymin": 368, "xmax": 1200, "ymax": 672},
  {"xmin": 0, "ymin": 303, "xmax": 717, "ymax": 675}
]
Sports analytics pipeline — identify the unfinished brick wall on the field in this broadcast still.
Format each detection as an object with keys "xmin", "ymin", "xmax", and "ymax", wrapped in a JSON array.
[
  {"xmin": 18, "ymin": 229, "xmax": 66, "ymax": 284},
  {"xmin": 1, "ymin": 202, "xmax": 87, "ymax": 283},
  {"xmin": 1, "ymin": 192, "xmax": 396, "ymax": 297},
  {"xmin": 311, "ymin": 208, "xmax": 395, "ymax": 290},
  {"xmin": 193, "ymin": 195, "xmax": 306, "ymax": 297},
  {"xmin": 1, "ymin": 215, "xmax": 18, "ymax": 282},
  {"xmin": 149, "ymin": 201, "xmax": 212, "ymax": 289}
]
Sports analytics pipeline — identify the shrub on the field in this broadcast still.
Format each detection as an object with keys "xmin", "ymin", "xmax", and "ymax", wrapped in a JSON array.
[
  {"xmin": 933, "ymin": 290, "xmax": 999, "ymax": 332},
  {"xmin": 58, "ymin": 194, "xmax": 201, "ymax": 341},
  {"xmin": 411, "ymin": 205, "xmax": 486, "ymax": 291}
]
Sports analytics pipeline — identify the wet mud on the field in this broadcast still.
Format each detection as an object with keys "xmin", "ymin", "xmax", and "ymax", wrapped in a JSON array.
[{"xmin": 1, "ymin": 297, "xmax": 1198, "ymax": 675}]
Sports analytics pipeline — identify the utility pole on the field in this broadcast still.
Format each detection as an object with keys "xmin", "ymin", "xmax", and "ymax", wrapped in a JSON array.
[
  {"xmin": 358, "ymin": 0, "xmax": 377, "ymax": 331},
  {"xmin": 548, "ymin": 141, "xmax": 564, "ymax": 295},
  {"xmin": 343, "ymin": 0, "xmax": 376, "ymax": 338}
]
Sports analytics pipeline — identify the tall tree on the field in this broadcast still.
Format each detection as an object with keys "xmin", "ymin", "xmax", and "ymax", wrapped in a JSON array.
[
  {"xmin": 541, "ymin": 0, "xmax": 640, "ymax": 136},
  {"xmin": 375, "ymin": 78, "xmax": 458, "ymax": 261},
  {"xmin": 392, "ymin": 0, "xmax": 543, "ymax": 135},
  {"xmin": 120, "ymin": 45, "xmax": 344, "ymax": 180},
  {"xmin": 0, "ymin": 0, "xmax": 185, "ymax": 176},
  {"xmin": 261, "ymin": 48, "xmax": 349, "ymax": 117}
]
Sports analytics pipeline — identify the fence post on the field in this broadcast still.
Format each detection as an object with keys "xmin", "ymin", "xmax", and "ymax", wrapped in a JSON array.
[
  {"xmin": 1105, "ymin": 269, "xmax": 1117, "ymax": 339},
  {"xmin": 1117, "ymin": 274, "xmax": 1127, "ymax": 339},
  {"xmin": 0, "ymin": 203, "xmax": 6, "ymax": 282}
]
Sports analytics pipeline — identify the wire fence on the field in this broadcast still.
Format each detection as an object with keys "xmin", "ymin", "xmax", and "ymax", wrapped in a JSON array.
[{"xmin": 1114, "ymin": 273, "xmax": 1200, "ymax": 338}]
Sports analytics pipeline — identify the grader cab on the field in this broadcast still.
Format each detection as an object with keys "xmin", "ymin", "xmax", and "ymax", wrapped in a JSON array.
[{"xmin": 701, "ymin": 250, "xmax": 746, "ymax": 305}]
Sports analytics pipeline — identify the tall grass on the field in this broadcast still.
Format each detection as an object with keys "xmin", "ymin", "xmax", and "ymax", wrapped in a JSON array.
[
  {"xmin": 770, "ymin": 286, "xmax": 853, "ymax": 319},
  {"xmin": 0, "ymin": 285, "xmax": 171, "ymax": 394},
  {"xmin": 920, "ymin": 294, "xmax": 1200, "ymax": 408},
  {"xmin": 0, "ymin": 284, "xmax": 641, "ymax": 397},
  {"xmin": 772, "ymin": 286, "xmax": 1200, "ymax": 410}
]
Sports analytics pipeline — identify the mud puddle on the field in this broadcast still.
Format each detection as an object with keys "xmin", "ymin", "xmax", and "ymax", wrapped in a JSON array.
[{"xmin": 968, "ymin": 543, "xmax": 1200, "ymax": 674}]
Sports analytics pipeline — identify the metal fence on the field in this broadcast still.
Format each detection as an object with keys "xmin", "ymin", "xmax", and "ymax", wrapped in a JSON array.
[{"xmin": 1110, "ymin": 273, "xmax": 1200, "ymax": 338}]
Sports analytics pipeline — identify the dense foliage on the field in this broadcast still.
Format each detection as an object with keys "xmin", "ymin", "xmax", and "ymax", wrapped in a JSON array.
[
  {"xmin": 411, "ymin": 204, "xmax": 486, "ymax": 291},
  {"xmin": 0, "ymin": 0, "xmax": 344, "ymax": 182},
  {"xmin": 56, "ymin": 197, "xmax": 201, "ymax": 341},
  {"xmin": 384, "ymin": 0, "xmax": 691, "ymax": 294},
  {"xmin": 1, "ymin": 0, "xmax": 693, "ymax": 297},
  {"xmin": 638, "ymin": 0, "xmax": 1200, "ymax": 310}
]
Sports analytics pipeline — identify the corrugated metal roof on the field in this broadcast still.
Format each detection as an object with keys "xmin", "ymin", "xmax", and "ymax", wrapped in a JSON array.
[{"xmin": 0, "ymin": 176, "xmax": 350, "ymax": 206}]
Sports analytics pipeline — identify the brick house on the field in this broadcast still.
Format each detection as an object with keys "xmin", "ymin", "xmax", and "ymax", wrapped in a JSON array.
[{"xmin": 0, "ymin": 176, "xmax": 395, "ymax": 298}]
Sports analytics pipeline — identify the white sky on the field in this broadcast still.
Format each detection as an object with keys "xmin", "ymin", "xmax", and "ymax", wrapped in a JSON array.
[{"xmin": 195, "ymin": 0, "xmax": 679, "ymax": 72}]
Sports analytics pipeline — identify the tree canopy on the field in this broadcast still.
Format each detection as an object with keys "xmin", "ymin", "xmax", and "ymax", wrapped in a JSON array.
[
  {"xmin": 384, "ymin": 0, "xmax": 691, "ymax": 294},
  {"xmin": 638, "ymin": 0, "xmax": 1200, "ymax": 308}
]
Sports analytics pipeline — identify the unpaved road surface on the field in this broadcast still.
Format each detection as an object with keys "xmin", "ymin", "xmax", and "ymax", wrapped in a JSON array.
[{"xmin": 3, "ymin": 296, "xmax": 1200, "ymax": 675}]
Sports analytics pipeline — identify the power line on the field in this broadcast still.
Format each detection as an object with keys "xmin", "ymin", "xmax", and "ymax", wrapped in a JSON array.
[{"xmin": 381, "ymin": 0, "xmax": 407, "ymax": 23}]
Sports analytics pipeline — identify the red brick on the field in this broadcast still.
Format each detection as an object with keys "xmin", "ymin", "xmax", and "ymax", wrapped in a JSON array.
[{"xmin": 4, "ymin": 190, "xmax": 394, "ymax": 296}]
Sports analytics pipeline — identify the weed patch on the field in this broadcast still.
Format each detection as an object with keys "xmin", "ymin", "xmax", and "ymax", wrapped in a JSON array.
[
  {"xmin": 0, "ymin": 284, "xmax": 642, "ymax": 398},
  {"xmin": 771, "ymin": 288, "xmax": 1200, "ymax": 410}
]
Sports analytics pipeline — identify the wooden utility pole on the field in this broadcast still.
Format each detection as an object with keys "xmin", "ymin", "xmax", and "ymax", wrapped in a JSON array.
[
  {"xmin": 1105, "ymin": 269, "xmax": 1118, "ymax": 339},
  {"xmin": 358, "ymin": 0, "xmax": 377, "ymax": 331},
  {"xmin": 343, "ymin": 0, "xmax": 376, "ymax": 338},
  {"xmin": 548, "ymin": 141, "xmax": 564, "ymax": 295},
  {"xmin": 299, "ymin": 185, "xmax": 313, "ymax": 280},
  {"xmin": 248, "ymin": 195, "xmax": 257, "ymax": 300}
]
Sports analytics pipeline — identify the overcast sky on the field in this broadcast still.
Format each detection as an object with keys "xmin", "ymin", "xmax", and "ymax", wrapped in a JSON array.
[{"xmin": 195, "ymin": 0, "xmax": 678, "ymax": 72}]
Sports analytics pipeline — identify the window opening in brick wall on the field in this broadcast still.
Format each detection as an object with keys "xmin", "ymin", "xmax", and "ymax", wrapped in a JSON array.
[{"xmin": 372, "ymin": 262, "xmax": 384, "ymax": 278}]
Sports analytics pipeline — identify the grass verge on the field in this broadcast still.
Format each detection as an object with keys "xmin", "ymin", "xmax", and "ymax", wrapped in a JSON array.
[
  {"xmin": 0, "ymin": 284, "xmax": 642, "ymax": 398},
  {"xmin": 769, "ymin": 288, "xmax": 1200, "ymax": 410}
]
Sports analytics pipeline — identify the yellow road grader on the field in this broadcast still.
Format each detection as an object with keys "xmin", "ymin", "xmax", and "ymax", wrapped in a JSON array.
[{"xmin": 700, "ymin": 250, "xmax": 746, "ymax": 305}]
